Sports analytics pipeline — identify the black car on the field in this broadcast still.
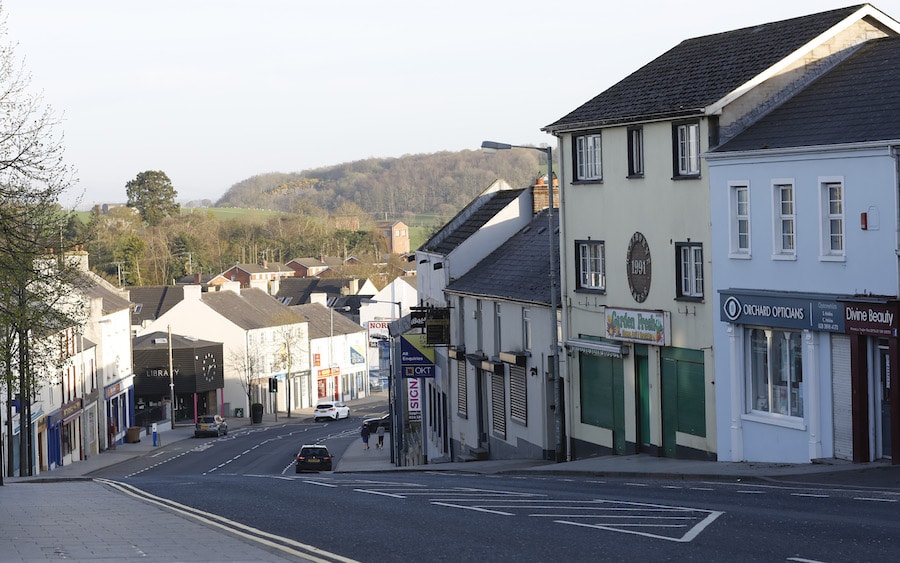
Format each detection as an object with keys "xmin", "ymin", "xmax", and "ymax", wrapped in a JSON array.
[
  {"xmin": 295, "ymin": 444, "xmax": 333, "ymax": 472},
  {"xmin": 362, "ymin": 413, "xmax": 391, "ymax": 435}
]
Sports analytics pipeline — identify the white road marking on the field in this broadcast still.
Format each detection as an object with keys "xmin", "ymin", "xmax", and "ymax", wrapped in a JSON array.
[
  {"xmin": 431, "ymin": 502, "xmax": 513, "ymax": 516},
  {"xmin": 791, "ymin": 493, "xmax": 829, "ymax": 498},
  {"xmin": 853, "ymin": 497, "xmax": 897, "ymax": 503}
]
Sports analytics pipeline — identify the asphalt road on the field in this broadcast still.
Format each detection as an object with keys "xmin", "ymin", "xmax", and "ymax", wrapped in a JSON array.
[{"xmin": 91, "ymin": 409, "xmax": 900, "ymax": 562}]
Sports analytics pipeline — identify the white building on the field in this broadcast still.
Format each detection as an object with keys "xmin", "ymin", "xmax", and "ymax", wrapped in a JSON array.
[{"xmin": 708, "ymin": 34, "xmax": 900, "ymax": 464}]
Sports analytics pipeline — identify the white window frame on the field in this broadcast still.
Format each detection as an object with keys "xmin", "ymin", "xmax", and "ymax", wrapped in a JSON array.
[
  {"xmin": 677, "ymin": 243, "xmax": 703, "ymax": 298},
  {"xmin": 819, "ymin": 177, "xmax": 845, "ymax": 261},
  {"xmin": 675, "ymin": 122, "xmax": 700, "ymax": 176},
  {"xmin": 744, "ymin": 327, "xmax": 804, "ymax": 421},
  {"xmin": 522, "ymin": 308, "xmax": 532, "ymax": 351},
  {"xmin": 576, "ymin": 134, "xmax": 602, "ymax": 181},
  {"xmin": 627, "ymin": 127, "xmax": 644, "ymax": 177},
  {"xmin": 772, "ymin": 180, "xmax": 796, "ymax": 259},
  {"xmin": 729, "ymin": 182, "xmax": 751, "ymax": 258},
  {"xmin": 576, "ymin": 240, "xmax": 605, "ymax": 291}
]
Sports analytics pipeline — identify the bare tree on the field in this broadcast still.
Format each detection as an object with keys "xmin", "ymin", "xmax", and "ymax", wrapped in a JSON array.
[
  {"xmin": 0, "ymin": 4, "xmax": 86, "ymax": 479},
  {"xmin": 229, "ymin": 345, "xmax": 264, "ymax": 423},
  {"xmin": 273, "ymin": 316, "xmax": 308, "ymax": 418}
]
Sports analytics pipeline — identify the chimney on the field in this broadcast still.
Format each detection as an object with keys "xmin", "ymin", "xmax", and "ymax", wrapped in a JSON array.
[
  {"xmin": 532, "ymin": 175, "xmax": 559, "ymax": 214},
  {"xmin": 261, "ymin": 260, "xmax": 268, "ymax": 269},
  {"xmin": 349, "ymin": 278, "xmax": 359, "ymax": 294},
  {"xmin": 193, "ymin": 272, "xmax": 201, "ymax": 284}
]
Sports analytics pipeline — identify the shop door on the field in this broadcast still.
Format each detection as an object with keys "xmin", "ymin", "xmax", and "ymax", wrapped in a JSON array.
[
  {"xmin": 878, "ymin": 340, "xmax": 891, "ymax": 458},
  {"xmin": 635, "ymin": 346, "xmax": 651, "ymax": 451}
]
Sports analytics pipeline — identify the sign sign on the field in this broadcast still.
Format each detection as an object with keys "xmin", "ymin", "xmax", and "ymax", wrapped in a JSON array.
[
  {"xmin": 720, "ymin": 290, "xmax": 844, "ymax": 332},
  {"xmin": 400, "ymin": 333, "xmax": 435, "ymax": 378},
  {"xmin": 407, "ymin": 377, "xmax": 422, "ymax": 421},
  {"xmin": 367, "ymin": 321, "xmax": 390, "ymax": 348},
  {"xmin": 350, "ymin": 346, "xmax": 365, "ymax": 365},
  {"xmin": 843, "ymin": 301, "xmax": 899, "ymax": 336},
  {"xmin": 317, "ymin": 367, "xmax": 340, "ymax": 378},
  {"xmin": 605, "ymin": 307, "xmax": 669, "ymax": 346},
  {"xmin": 626, "ymin": 232, "xmax": 652, "ymax": 303}
]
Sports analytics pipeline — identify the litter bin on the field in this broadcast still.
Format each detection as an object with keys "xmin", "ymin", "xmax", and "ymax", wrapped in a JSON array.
[
  {"xmin": 234, "ymin": 407, "xmax": 244, "ymax": 418},
  {"xmin": 126, "ymin": 426, "xmax": 142, "ymax": 443},
  {"xmin": 250, "ymin": 403, "xmax": 263, "ymax": 424}
]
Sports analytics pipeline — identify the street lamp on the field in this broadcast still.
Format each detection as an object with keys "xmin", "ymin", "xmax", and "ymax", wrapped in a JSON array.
[
  {"xmin": 361, "ymin": 297, "xmax": 403, "ymax": 465},
  {"xmin": 481, "ymin": 140, "xmax": 563, "ymax": 462}
]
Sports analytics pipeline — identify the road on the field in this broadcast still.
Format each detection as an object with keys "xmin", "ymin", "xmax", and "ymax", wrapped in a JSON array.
[{"xmin": 90, "ymin": 406, "xmax": 900, "ymax": 562}]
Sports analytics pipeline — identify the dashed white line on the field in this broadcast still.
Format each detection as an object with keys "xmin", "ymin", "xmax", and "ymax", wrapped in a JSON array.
[
  {"xmin": 791, "ymin": 493, "xmax": 829, "ymax": 498},
  {"xmin": 853, "ymin": 497, "xmax": 897, "ymax": 503}
]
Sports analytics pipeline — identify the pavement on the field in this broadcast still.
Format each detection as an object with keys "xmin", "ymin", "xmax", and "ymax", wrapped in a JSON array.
[{"xmin": 2, "ymin": 392, "xmax": 898, "ymax": 561}]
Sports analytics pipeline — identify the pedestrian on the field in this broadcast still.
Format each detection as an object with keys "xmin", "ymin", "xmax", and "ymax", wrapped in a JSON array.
[
  {"xmin": 361, "ymin": 424, "xmax": 371, "ymax": 450},
  {"xmin": 376, "ymin": 425, "xmax": 385, "ymax": 449}
]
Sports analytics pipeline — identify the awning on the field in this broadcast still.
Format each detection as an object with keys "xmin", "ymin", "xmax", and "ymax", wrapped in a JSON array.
[{"xmin": 565, "ymin": 338, "xmax": 628, "ymax": 358}]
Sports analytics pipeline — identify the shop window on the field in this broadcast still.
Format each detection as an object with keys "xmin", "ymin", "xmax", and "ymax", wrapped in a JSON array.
[{"xmin": 747, "ymin": 328, "xmax": 803, "ymax": 418}]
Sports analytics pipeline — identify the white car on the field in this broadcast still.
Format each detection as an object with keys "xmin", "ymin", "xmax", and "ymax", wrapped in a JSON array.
[{"xmin": 314, "ymin": 401, "xmax": 350, "ymax": 421}]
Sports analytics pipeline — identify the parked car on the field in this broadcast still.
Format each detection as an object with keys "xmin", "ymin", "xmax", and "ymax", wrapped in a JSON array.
[
  {"xmin": 295, "ymin": 444, "xmax": 333, "ymax": 472},
  {"xmin": 314, "ymin": 401, "xmax": 350, "ymax": 421},
  {"xmin": 194, "ymin": 414, "xmax": 228, "ymax": 437},
  {"xmin": 362, "ymin": 413, "xmax": 391, "ymax": 435}
]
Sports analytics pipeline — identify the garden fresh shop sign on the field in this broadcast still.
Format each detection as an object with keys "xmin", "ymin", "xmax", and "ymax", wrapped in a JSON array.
[{"xmin": 604, "ymin": 307, "xmax": 670, "ymax": 346}]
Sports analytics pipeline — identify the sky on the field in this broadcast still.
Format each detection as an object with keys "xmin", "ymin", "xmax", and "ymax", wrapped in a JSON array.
[{"xmin": 5, "ymin": 1, "xmax": 900, "ymax": 209}]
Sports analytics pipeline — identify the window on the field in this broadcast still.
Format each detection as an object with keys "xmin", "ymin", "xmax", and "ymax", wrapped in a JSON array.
[
  {"xmin": 747, "ymin": 328, "xmax": 803, "ymax": 418},
  {"xmin": 490, "ymin": 367, "xmax": 506, "ymax": 437},
  {"xmin": 509, "ymin": 365, "xmax": 527, "ymax": 424},
  {"xmin": 673, "ymin": 121, "xmax": 700, "ymax": 177},
  {"xmin": 522, "ymin": 308, "xmax": 532, "ymax": 351},
  {"xmin": 675, "ymin": 242, "xmax": 703, "ymax": 299},
  {"xmin": 773, "ymin": 182, "xmax": 795, "ymax": 257},
  {"xmin": 729, "ymin": 182, "xmax": 750, "ymax": 256},
  {"xmin": 627, "ymin": 127, "xmax": 644, "ymax": 177},
  {"xmin": 575, "ymin": 133, "xmax": 602, "ymax": 181},
  {"xmin": 820, "ymin": 179, "xmax": 844, "ymax": 259},
  {"xmin": 575, "ymin": 240, "xmax": 605, "ymax": 291},
  {"xmin": 456, "ymin": 359, "xmax": 467, "ymax": 416},
  {"xmin": 493, "ymin": 302, "xmax": 502, "ymax": 355}
]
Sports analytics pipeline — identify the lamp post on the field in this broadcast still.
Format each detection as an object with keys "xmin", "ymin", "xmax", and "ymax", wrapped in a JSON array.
[
  {"xmin": 481, "ymin": 140, "xmax": 563, "ymax": 462},
  {"xmin": 361, "ymin": 298, "xmax": 403, "ymax": 464},
  {"xmin": 167, "ymin": 324, "xmax": 175, "ymax": 430}
]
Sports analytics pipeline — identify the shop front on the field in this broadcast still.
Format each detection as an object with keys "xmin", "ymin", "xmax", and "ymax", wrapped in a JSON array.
[
  {"xmin": 839, "ymin": 298, "xmax": 899, "ymax": 463},
  {"xmin": 104, "ymin": 376, "xmax": 135, "ymax": 448},
  {"xmin": 719, "ymin": 289, "xmax": 898, "ymax": 464}
]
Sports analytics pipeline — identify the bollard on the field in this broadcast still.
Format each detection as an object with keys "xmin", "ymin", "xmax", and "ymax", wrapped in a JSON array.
[{"xmin": 152, "ymin": 422, "xmax": 159, "ymax": 447}]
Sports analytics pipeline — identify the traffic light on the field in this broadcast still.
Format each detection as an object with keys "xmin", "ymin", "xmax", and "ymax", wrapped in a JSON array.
[{"xmin": 269, "ymin": 378, "xmax": 278, "ymax": 392}]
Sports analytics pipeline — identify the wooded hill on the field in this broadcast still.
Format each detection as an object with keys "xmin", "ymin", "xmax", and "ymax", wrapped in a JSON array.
[{"xmin": 215, "ymin": 148, "xmax": 548, "ymax": 220}]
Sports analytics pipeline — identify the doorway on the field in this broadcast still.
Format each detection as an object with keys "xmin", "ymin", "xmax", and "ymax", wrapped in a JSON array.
[
  {"xmin": 635, "ymin": 345, "xmax": 651, "ymax": 452},
  {"xmin": 876, "ymin": 339, "xmax": 892, "ymax": 459}
]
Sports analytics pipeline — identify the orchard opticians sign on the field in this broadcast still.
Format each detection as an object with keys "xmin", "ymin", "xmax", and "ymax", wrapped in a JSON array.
[{"xmin": 719, "ymin": 290, "xmax": 844, "ymax": 332}]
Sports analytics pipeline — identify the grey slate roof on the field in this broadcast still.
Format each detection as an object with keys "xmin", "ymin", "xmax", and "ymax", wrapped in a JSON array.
[
  {"xmin": 202, "ymin": 288, "xmax": 306, "ymax": 330},
  {"xmin": 421, "ymin": 187, "xmax": 526, "ymax": 255},
  {"xmin": 292, "ymin": 303, "xmax": 366, "ymax": 339},
  {"xmin": 714, "ymin": 35, "xmax": 900, "ymax": 151},
  {"xmin": 79, "ymin": 274, "xmax": 131, "ymax": 315},
  {"xmin": 133, "ymin": 331, "xmax": 220, "ymax": 351},
  {"xmin": 274, "ymin": 277, "xmax": 358, "ymax": 306},
  {"xmin": 129, "ymin": 286, "xmax": 185, "ymax": 326},
  {"xmin": 445, "ymin": 209, "xmax": 560, "ymax": 306},
  {"xmin": 544, "ymin": 5, "xmax": 864, "ymax": 132}
]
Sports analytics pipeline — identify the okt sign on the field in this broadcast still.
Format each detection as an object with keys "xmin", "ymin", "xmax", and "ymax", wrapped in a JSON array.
[
  {"xmin": 400, "ymin": 334, "xmax": 435, "ymax": 378},
  {"xmin": 407, "ymin": 377, "xmax": 422, "ymax": 421}
]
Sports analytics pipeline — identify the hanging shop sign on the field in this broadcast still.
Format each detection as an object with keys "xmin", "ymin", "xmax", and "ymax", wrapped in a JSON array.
[{"xmin": 400, "ymin": 333, "xmax": 435, "ymax": 378}]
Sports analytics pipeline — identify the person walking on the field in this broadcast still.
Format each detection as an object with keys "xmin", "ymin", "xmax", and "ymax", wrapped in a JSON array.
[
  {"xmin": 361, "ymin": 424, "xmax": 371, "ymax": 450},
  {"xmin": 375, "ymin": 425, "xmax": 386, "ymax": 449}
]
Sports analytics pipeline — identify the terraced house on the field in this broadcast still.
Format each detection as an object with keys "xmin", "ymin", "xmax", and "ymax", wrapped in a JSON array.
[{"xmin": 544, "ymin": 4, "xmax": 900, "ymax": 461}]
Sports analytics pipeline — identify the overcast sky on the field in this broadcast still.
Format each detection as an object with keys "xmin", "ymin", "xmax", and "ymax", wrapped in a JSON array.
[{"xmin": 5, "ymin": 1, "xmax": 898, "ymax": 209}]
